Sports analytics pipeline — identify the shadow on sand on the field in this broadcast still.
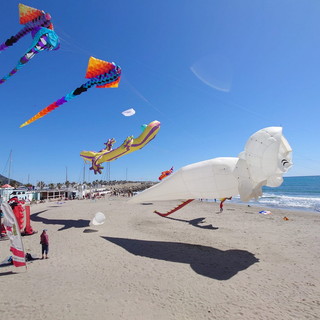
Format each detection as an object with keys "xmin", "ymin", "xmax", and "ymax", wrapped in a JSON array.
[
  {"xmin": 83, "ymin": 229, "xmax": 99, "ymax": 233},
  {"xmin": 163, "ymin": 216, "xmax": 218, "ymax": 230},
  {"xmin": 102, "ymin": 236, "xmax": 259, "ymax": 280},
  {"xmin": 31, "ymin": 210, "xmax": 90, "ymax": 231},
  {"xmin": 0, "ymin": 271, "xmax": 15, "ymax": 276}
]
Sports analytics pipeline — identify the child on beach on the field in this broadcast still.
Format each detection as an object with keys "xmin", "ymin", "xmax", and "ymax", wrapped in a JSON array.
[{"xmin": 40, "ymin": 229, "xmax": 49, "ymax": 259}]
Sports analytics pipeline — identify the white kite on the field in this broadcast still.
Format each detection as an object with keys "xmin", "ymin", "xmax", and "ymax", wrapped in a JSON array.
[
  {"xmin": 121, "ymin": 108, "xmax": 136, "ymax": 117},
  {"xmin": 130, "ymin": 127, "xmax": 293, "ymax": 216},
  {"xmin": 1, "ymin": 202, "xmax": 26, "ymax": 267}
]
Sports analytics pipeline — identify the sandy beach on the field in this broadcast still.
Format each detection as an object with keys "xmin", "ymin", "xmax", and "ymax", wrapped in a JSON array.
[{"xmin": 0, "ymin": 196, "xmax": 319, "ymax": 320}]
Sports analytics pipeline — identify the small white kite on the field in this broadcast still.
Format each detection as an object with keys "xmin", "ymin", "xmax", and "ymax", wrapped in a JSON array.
[{"xmin": 121, "ymin": 108, "xmax": 136, "ymax": 117}]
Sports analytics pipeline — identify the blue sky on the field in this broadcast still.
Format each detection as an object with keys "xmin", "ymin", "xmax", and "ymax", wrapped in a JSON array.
[{"xmin": 0, "ymin": 0, "xmax": 319, "ymax": 185}]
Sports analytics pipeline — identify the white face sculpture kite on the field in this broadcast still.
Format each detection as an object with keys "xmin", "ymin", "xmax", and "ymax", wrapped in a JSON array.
[
  {"xmin": 130, "ymin": 127, "xmax": 292, "ymax": 211},
  {"xmin": 234, "ymin": 127, "xmax": 292, "ymax": 201}
]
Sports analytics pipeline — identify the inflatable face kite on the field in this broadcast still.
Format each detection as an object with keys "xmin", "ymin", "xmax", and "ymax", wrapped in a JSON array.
[
  {"xmin": 130, "ymin": 127, "xmax": 293, "ymax": 216},
  {"xmin": 0, "ymin": 4, "xmax": 60, "ymax": 85}
]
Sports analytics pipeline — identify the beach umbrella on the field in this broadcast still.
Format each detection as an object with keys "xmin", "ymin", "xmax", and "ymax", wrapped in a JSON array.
[{"xmin": 1, "ymin": 184, "xmax": 13, "ymax": 188}]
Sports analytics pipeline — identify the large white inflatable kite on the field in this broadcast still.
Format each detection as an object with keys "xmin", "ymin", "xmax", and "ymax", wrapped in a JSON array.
[{"xmin": 130, "ymin": 127, "xmax": 293, "ymax": 216}]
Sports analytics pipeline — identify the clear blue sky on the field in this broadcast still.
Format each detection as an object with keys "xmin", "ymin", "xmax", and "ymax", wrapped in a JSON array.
[{"xmin": 0, "ymin": 0, "xmax": 319, "ymax": 185}]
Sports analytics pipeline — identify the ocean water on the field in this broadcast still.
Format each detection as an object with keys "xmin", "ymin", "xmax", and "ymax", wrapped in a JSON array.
[{"xmin": 232, "ymin": 176, "xmax": 320, "ymax": 213}]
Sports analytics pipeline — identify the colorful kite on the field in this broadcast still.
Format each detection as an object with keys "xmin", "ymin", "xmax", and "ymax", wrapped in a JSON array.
[
  {"xmin": 80, "ymin": 120, "xmax": 161, "ymax": 174},
  {"xmin": 0, "ymin": 4, "xmax": 60, "ymax": 84},
  {"xmin": 0, "ymin": 4, "xmax": 54, "ymax": 52},
  {"xmin": 20, "ymin": 56, "xmax": 122, "ymax": 127},
  {"xmin": 158, "ymin": 166, "xmax": 174, "ymax": 180},
  {"xmin": 130, "ymin": 127, "xmax": 293, "ymax": 216}
]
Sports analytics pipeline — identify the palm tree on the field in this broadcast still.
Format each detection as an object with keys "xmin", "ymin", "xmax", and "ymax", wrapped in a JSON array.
[
  {"xmin": 37, "ymin": 181, "xmax": 46, "ymax": 189},
  {"xmin": 11, "ymin": 181, "xmax": 19, "ymax": 188},
  {"xmin": 48, "ymin": 183, "xmax": 55, "ymax": 190}
]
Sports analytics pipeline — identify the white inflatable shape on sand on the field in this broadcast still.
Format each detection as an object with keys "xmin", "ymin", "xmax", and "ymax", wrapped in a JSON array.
[{"xmin": 92, "ymin": 212, "xmax": 106, "ymax": 226}]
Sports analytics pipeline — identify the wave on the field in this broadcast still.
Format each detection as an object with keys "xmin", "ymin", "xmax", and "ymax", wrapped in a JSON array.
[{"xmin": 232, "ymin": 193, "xmax": 320, "ymax": 212}]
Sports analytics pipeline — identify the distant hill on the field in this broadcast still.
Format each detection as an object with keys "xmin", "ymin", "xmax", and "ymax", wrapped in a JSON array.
[{"xmin": 0, "ymin": 174, "xmax": 22, "ymax": 187}]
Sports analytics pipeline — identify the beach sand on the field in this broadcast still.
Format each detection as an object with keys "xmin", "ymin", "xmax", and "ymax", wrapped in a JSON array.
[{"xmin": 0, "ymin": 196, "xmax": 319, "ymax": 319}]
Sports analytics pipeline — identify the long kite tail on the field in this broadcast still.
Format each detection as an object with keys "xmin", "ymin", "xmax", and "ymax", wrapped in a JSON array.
[
  {"xmin": 0, "ymin": 27, "xmax": 30, "ymax": 51},
  {"xmin": 0, "ymin": 62, "xmax": 24, "ymax": 84},
  {"xmin": 0, "ymin": 48, "xmax": 42, "ymax": 85},
  {"xmin": 20, "ymin": 96, "xmax": 69, "ymax": 128},
  {"xmin": 20, "ymin": 85, "xmax": 90, "ymax": 128},
  {"xmin": 0, "ymin": 28, "xmax": 59, "ymax": 85},
  {"xmin": 154, "ymin": 199, "xmax": 194, "ymax": 217},
  {"xmin": 0, "ymin": 41, "xmax": 45, "ymax": 84}
]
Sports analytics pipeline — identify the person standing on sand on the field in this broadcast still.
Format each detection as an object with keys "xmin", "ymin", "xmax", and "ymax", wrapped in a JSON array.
[
  {"xmin": 219, "ymin": 197, "xmax": 232, "ymax": 212},
  {"xmin": 40, "ymin": 229, "xmax": 49, "ymax": 259}
]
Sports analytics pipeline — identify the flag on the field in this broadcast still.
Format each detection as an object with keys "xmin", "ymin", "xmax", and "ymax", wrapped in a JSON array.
[{"xmin": 1, "ymin": 203, "xmax": 26, "ymax": 267}]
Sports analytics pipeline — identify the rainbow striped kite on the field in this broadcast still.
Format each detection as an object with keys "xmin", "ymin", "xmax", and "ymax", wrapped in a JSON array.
[{"xmin": 20, "ymin": 57, "xmax": 122, "ymax": 127}]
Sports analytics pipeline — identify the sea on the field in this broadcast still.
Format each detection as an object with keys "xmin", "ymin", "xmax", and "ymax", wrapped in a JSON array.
[{"xmin": 232, "ymin": 176, "xmax": 320, "ymax": 213}]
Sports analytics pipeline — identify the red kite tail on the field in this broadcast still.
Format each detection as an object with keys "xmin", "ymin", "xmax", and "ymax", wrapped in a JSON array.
[{"xmin": 154, "ymin": 199, "xmax": 194, "ymax": 217}]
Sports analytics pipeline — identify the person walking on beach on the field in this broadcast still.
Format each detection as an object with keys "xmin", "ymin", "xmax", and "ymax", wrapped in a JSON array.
[
  {"xmin": 40, "ymin": 229, "xmax": 49, "ymax": 259},
  {"xmin": 219, "ymin": 197, "xmax": 232, "ymax": 212}
]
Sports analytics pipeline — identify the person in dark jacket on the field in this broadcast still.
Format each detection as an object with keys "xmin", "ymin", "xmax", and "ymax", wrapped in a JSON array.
[{"xmin": 40, "ymin": 229, "xmax": 49, "ymax": 259}]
